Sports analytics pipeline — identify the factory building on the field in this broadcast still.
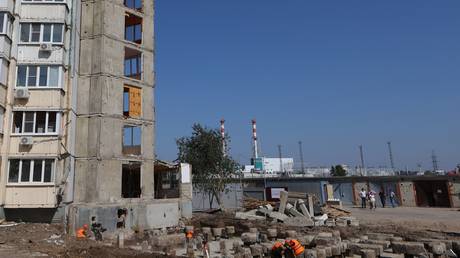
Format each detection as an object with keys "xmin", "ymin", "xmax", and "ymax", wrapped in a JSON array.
[{"xmin": 0, "ymin": 0, "xmax": 190, "ymax": 234}]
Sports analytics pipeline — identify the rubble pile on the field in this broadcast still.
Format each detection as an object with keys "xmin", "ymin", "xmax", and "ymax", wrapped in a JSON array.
[
  {"xmin": 236, "ymin": 191, "xmax": 359, "ymax": 228},
  {"xmin": 183, "ymin": 227, "xmax": 460, "ymax": 258}
]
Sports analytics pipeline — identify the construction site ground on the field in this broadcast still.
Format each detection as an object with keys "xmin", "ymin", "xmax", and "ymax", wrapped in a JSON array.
[{"xmin": 0, "ymin": 207, "xmax": 459, "ymax": 257}]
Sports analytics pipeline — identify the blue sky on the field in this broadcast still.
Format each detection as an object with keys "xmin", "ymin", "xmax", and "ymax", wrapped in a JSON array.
[{"xmin": 155, "ymin": 0, "xmax": 460, "ymax": 170}]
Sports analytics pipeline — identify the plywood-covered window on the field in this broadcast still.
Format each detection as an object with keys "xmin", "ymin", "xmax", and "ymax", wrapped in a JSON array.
[{"xmin": 123, "ymin": 85, "xmax": 142, "ymax": 117}]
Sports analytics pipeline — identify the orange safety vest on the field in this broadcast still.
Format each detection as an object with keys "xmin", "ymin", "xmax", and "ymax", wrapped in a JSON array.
[
  {"xmin": 287, "ymin": 240, "xmax": 305, "ymax": 256},
  {"xmin": 272, "ymin": 241, "xmax": 284, "ymax": 251},
  {"xmin": 186, "ymin": 230, "xmax": 193, "ymax": 239},
  {"xmin": 76, "ymin": 228, "xmax": 86, "ymax": 238}
]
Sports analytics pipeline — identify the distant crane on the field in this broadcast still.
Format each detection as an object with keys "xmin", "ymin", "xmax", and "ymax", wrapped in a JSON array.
[
  {"xmin": 298, "ymin": 141, "xmax": 305, "ymax": 174},
  {"xmin": 387, "ymin": 141, "xmax": 395, "ymax": 172},
  {"xmin": 432, "ymin": 150, "xmax": 439, "ymax": 172}
]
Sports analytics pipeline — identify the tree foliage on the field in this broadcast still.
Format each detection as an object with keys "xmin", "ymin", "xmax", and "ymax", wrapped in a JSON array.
[
  {"xmin": 330, "ymin": 165, "xmax": 347, "ymax": 177},
  {"xmin": 176, "ymin": 124, "xmax": 239, "ymax": 208}
]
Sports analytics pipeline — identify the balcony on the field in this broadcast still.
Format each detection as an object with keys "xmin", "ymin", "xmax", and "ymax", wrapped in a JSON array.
[
  {"xmin": 19, "ymin": 4, "xmax": 68, "ymax": 23},
  {"xmin": 0, "ymin": 35, "xmax": 11, "ymax": 58},
  {"xmin": 0, "ymin": 0, "xmax": 14, "ymax": 14},
  {"xmin": 18, "ymin": 45, "xmax": 67, "ymax": 65},
  {"xmin": 5, "ymin": 185, "xmax": 57, "ymax": 208},
  {"xmin": 9, "ymin": 135, "xmax": 61, "ymax": 154},
  {"xmin": 14, "ymin": 89, "xmax": 64, "ymax": 108}
]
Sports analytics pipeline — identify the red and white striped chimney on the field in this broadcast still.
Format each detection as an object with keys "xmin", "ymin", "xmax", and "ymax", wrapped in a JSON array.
[
  {"xmin": 252, "ymin": 119, "xmax": 259, "ymax": 159},
  {"xmin": 220, "ymin": 119, "xmax": 226, "ymax": 155}
]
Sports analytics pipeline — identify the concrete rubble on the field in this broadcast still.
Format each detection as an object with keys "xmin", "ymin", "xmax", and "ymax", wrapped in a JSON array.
[
  {"xmin": 236, "ymin": 190, "xmax": 359, "ymax": 228},
  {"xmin": 155, "ymin": 226, "xmax": 460, "ymax": 258}
]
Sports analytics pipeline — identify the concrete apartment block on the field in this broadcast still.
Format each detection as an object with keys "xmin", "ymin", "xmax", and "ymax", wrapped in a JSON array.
[{"xmin": 0, "ymin": 0, "xmax": 189, "ymax": 234}]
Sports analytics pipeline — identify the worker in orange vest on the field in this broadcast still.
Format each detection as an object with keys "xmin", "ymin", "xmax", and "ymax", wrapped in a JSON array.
[
  {"xmin": 185, "ymin": 229, "xmax": 194, "ymax": 243},
  {"xmin": 284, "ymin": 239, "xmax": 305, "ymax": 258},
  {"xmin": 271, "ymin": 241, "xmax": 285, "ymax": 258},
  {"xmin": 76, "ymin": 224, "xmax": 88, "ymax": 239}
]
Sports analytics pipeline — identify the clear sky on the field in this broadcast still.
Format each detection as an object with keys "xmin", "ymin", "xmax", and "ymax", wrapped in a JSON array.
[{"xmin": 154, "ymin": 0, "xmax": 460, "ymax": 171}]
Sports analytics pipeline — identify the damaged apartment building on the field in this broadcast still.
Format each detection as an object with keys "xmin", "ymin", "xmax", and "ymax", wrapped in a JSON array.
[{"xmin": 0, "ymin": 0, "xmax": 191, "ymax": 233}]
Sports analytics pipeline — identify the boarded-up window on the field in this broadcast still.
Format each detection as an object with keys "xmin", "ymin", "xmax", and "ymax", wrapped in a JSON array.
[{"xmin": 123, "ymin": 86, "xmax": 142, "ymax": 117}]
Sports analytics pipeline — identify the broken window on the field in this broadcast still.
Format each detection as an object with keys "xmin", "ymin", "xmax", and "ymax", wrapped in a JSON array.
[
  {"xmin": 124, "ymin": 47, "xmax": 142, "ymax": 80},
  {"xmin": 7, "ymin": 159, "xmax": 55, "ymax": 184},
  {"xmin": 122, "ymin": 125, "xmax": 141, "ymax": 155},
  {"xmin": 122, "ymin": 163, "xmax": 141, "ymax": 198},
  {"xmin": 124, "ymin": 0, "xmax": 142, "ymax": 11},
  {"xmin": 123, "ymin": 85, "xmax": 142, "ymax": 117},
  {"xmin": 12, "ymin": 111, "xmax": 60, "ymax": 135},
  {"xmin": 125, "ymin": 13, "xmax": 142, "ymax": 44}
]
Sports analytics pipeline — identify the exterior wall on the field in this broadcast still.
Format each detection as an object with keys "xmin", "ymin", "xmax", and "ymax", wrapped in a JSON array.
[
  {"xmin": 193, "ymin": 182, "xmax": 243, "ymax": 211},
  {"xmin": 352, "ymin": 181, "xmax": 368, "ymax": 205},
  {"xmin": 332, "ymin": 182, "xmax": 354, "ymax": 205},
  {"xmin": 449, "ymin": 181, "xmax": 460, "ymax": 208},
  {"xmin": 397, "ymin": 181, "xmax": 417, "ymax": 207}
]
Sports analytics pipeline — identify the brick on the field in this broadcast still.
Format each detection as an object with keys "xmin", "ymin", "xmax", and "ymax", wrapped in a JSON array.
[
  {"xmin": 250, "ymin": 244, "xmax": 263, "ymax": 256},
  {"xmin": 316, "ymin": 248, "xmax": 326, "ymax": 258},
  {"xmin": 360, "ymin": 249, "xmax": 376, "ymax": 258},
  {"xmin": 284, "ymin": 216, "xmax": 314, "ymax": 227},
  {"xmin": 300, "ymin": 235, "xmax": 315, "ymax": 246},
  {"xmin": 267, "ymin": 228, "xmax": 277, "ymax": 239},
  {"xmin": 361, "ymin": 239, "xmax": 391, "ymax": 249},
  {"xmin": 331, "ymin": 245, "xmax": 341, "ymax": 256},
  {"xmin": 380, "ymin": 252, "xmax": 404, "ymax": 258},
  {"xmin": 427, "ymin": 242, "xmax": 446, "ymax": 255},
  {"xmin": 305, "ymin": 249, "xmax": 317, "ymax": 258},
  {"xmin": 241, "ymin": 232, "xmax": 258, "ymax": 245},
  {"xmin": 367, "ymin": 233, "xmax": 394, "ymax": 241},
  {"xmin": 348, "ymin": 243, "xmax": 383, "ymax": 256},
  {"xmin": 391, "ymin": 242, "xmax": 427, "ymax": 255}
]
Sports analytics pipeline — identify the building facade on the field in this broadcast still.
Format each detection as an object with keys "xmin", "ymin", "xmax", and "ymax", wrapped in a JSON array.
[{"xmin": 0, "ymin": 0, "xmax": 186, "ymax": 234}]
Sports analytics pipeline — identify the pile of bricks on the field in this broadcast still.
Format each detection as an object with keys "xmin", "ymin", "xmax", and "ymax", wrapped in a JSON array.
[
  {"xmin": 146, "ymin": 225, "xmax": 460, "ymax": 257},
  {"xmin": 236, "ymin": 191, "xmax": 359, "ymax": 228}
]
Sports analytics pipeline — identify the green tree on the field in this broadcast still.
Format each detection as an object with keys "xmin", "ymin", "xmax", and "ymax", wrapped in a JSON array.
[
  {"xmin": 176, "ymin": 124, "xmax": 239, "ymax": 209},
  {"xmin": 330, "ymin": 165, "xmax": 347, "ymax": 177}
]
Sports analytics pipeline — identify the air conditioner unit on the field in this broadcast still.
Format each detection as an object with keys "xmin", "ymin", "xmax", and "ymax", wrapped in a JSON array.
[
  {"xmin": 39, "ymin": 43, "xmax": 53, "ymax": 52},
  {"xmin": 14, "ymin": 88, "xmax": 30, "ymax": 99},
  {"xmin": 19, "ymin": 136, "xmax": 33, "ymax": 146}
]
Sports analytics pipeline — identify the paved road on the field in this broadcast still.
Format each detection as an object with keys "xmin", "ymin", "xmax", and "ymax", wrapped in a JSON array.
[{"xmin": 350, "ymin": 206, "xmax": 460, "ymax": 231}]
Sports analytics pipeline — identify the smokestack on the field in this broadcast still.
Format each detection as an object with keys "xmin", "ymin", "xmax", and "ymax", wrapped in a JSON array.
[
  {"xmin": 220, "ymin": 119, "xmax": 226, "ymax": 156},
  {"xmin": 252, "ymin": 119, "xmax": 259, "ymax": 159}
]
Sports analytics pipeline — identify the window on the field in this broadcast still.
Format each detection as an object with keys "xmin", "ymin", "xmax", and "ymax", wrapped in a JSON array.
[
  {"xmin": 122, "ymin": 163, "xmax": 141, "ymax": 198},
  {"xmin": 8, "ymin": 159, "xmax": 55, "ymax": 184},
  {"xmin": 20, "ymin": 23, "xmax": 64, "ymax": 43},
  {"xmin": 123, "ymin": 125, "xmax": 141, "ymax": 155},
  {"xmin": 125, "ymin": 13, "xmax": 142, "ymax": 44},
  {"xmin": 13, "ymin": 111, "xmax": 60, "ymax": 135},
  {"xmin": 0, "ymin": 106, "xmax": 4, "ymax": 134},
  {"xmin": 0, "ymin": 13, "xmax": 4, "ymax": 34},
  {"xmin": 22, "ymin": 0, "xmax": 65, "ymax": 2},
  {"xmin": 124, "ymin": 0, "xmax": 142, "ymax": 11},
  {"xmin": 16, "ymin": 65, "xmax": 62, "ymax": 87},
  {"xmin": 123, "ymin": 86, "xmax": 142, "ymax": 117},
  {"xmin": 0, "ymin": 12, "xmax": 11, "ymax": 35},
  {"xmin": 124, "ymin": 48, "xmax": 142, "ymax": 79}
]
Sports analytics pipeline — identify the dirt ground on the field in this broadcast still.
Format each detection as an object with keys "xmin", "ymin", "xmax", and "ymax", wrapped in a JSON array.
[
  {"xmin": 350, "ymin": 206, "xmax": 460, "ymax": 232},
  {"xmin": 0, "ymin": 207, "xmax": 459, "ymax": 257}
]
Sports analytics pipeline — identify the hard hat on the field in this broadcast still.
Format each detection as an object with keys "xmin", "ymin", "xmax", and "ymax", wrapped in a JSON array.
[{"xmin": 83, "ymin": 224, "xmax": 88, "ymax": 229}]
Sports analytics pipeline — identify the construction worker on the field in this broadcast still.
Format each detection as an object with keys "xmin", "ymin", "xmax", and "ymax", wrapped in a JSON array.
[
  {"xmin": 284, "ymin": 239, "xmax": 305, "ymax": 258},
  {"xmin": 271, "ymin": 241, "xmax": 285, "ymax": 258},
  {"xmin": 76, "ymin": 224, "xmax": 88, "ymax": 239},
  {"xmin": 185, "ymin": 228, "xmax": 194, "ymax": 243},
  {"xmin": 272, "ymin": 240, "xmax": 305, "ymax": 258}
]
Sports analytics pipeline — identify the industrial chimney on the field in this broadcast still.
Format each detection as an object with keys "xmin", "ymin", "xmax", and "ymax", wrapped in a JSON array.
[{"xmin": 252, "ymin": 119, "xmax": 259, "ymax": 159}]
